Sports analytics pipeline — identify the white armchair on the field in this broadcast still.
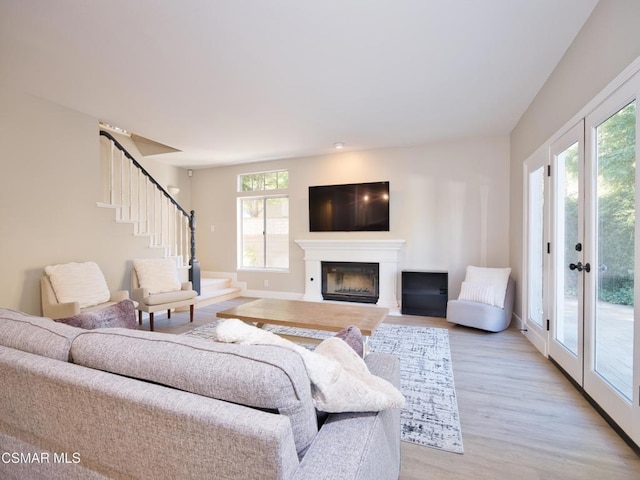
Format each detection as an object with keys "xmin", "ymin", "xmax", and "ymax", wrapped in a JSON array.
[
  {"xmin": 446, "ymin": 266, "xmax": 514, "ymax": 332},
  {"xmin": 41, "ymin": 262, "xmax": 130, "ymax": 320},
  {"xmin": 130, "ymin": 258, "xmax": 197, "ymax": 331}
]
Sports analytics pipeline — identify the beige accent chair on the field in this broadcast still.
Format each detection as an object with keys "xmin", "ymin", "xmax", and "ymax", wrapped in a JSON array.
[
  {"xmin": 41, "ymin": 262, "xmax": 131, "ymax": 320},
  {"xmin": 130, "ymin": 258, "xmax": 197, "ymax": 331}
]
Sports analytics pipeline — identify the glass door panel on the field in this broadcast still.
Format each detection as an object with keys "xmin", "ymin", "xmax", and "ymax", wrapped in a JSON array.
[
  {"xmin": 594, "ymin": 101, "xmax": 636, "ymax": 401},
  {"xmin": 527, "ymin": 165, "xmax": 545, "ymax": 327},
  {"xmin": 549, "ymin": 121, "xmax": 584, "ymax": 383},
  {"xmin": 548, "ymin": 72, "xmax": 639, "ymax": 447},
  {"xmin": 556, "ymin": 141, "xmax": 581, "ymax": 356},
  {"xmin": 583, "ymin": 76, "xmax": 639, "ymax": 446}
]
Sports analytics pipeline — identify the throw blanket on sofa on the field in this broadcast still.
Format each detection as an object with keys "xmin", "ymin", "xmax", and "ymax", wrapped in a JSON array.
[
  {"xmin": 54, "ymin": 300, "xmax": 136, "ymax": 330},
  {"xmin": 215, "ymin": 319, "xmax": 405, "ymax": 413}
]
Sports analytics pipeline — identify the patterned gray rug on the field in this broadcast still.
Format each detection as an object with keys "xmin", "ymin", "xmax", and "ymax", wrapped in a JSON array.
[{"xmin": 185, "ymin": 321, "xmax": 464, "ymax": 454}]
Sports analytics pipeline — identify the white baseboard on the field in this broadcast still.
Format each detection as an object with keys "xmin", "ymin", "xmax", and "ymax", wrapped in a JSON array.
[
  {"xmin": 243, "ymin": 289, "xmax": 303, "ymax": 300},
  {"xmin": 511, "ymin": 312, "xmax": 523, "ymax": 330},
  {"xmin": 523, "ymin": 325, "xmax": 548, "ymax": 357}
]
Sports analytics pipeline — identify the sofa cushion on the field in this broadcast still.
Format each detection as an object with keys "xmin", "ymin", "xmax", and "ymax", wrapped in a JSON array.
[
  {"xmin": 54, "ymin": 300, "xmax": 137, "ymax": 330},
  {"xmin": 215, "ymin": 319, "xmax": 404, "ymax": 413},
  {"xmin": 0, "ymin": 309, "xmax": 82, "ymax": 361},
  {"xmin": 133, "ymin": 258, "xmax": 181, "ymax": 294},
  {"xmin": 70, "ymin": 328, "xmax": 317, "ymax": 456},
  {"xmin": 44, "ymin": 261, "xmax": 111, "ymax": 308}
]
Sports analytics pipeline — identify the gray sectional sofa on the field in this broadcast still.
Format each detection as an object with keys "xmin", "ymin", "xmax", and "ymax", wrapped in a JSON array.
[{"xmin": 0, "ymin": 309, "xmax": 401, "ymax": 480}]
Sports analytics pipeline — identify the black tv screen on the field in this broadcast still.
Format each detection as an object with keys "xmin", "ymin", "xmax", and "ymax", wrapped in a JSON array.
[{"xmin": 309, "ymin": 181, "xmax": 390, "ymax": 232}]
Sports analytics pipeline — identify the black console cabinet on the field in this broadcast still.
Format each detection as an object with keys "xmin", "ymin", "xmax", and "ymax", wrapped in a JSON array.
[{"xmin": 401, "ymin": 271, "xmax": 448, "ymax": 317}]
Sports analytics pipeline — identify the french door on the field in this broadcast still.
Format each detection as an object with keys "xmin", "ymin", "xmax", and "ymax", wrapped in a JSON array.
[{"xmin": 548, "ymin": 76, "xmax": 640, "ymax": 445}]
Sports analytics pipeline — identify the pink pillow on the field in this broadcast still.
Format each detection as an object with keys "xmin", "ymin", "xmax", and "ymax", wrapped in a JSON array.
[{"xmin": 333, "ymin": 325, "xmax": 364, "ymax": 358}]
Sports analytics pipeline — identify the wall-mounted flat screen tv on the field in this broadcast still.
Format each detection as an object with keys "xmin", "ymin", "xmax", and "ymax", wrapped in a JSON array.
[{"xmin": 309, "ymin": 181, "xmax": 390, "ymax": 232}]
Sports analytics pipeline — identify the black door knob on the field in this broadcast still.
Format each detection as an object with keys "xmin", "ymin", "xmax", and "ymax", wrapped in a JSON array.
[{"xmin": 569, "ymin": 262, "xmax": 590, "ymax": 272}]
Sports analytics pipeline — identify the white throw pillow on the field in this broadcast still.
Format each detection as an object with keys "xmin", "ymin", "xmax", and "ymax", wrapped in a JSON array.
[
  {"xmin": 464, "ymin": 266, "xmax": 511, "ymax": 308},
  {"xmin": 45, "ymin": 262, "xmax": 110, "ymax": 309},
  {"xmin": 215, "ymin": 319, "xmax": 405, "ymax": 413},
  {"xmin": 458, "ymin": 281, "xmax": 495, "ymax": 306},
  {"xmin": 133, "ymin": 258, "xmax": 181, "ymax": 294}
]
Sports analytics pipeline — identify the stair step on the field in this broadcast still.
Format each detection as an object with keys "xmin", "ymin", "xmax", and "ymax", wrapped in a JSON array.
[
  {"xmin": 201, "ymin": 277, "xmax": 231, "ymax": 291},
  {"xmin": 195, "ymin": 286, "xmax": 242, "ymax": 309}
]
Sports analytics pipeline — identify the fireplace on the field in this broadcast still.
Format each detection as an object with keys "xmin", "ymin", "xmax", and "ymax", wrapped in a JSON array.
[
  {"xmin": 295, "ymin": 239, "xmax": 405, "ymax": 315},
  {"xmin": 322, "ymin": 262, "xmax": 379, "ymax": 304}
]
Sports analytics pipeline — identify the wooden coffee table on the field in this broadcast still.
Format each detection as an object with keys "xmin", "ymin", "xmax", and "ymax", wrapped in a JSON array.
[{"xmin": 216, "ymin": 298, "xmax": 389, "ymax": 341}]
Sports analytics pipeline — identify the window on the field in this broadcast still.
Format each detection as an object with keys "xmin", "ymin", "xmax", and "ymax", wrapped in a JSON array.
[
  {"xmin": 527, "ymin": 164, "xmax": 545, "ymax": 327},
  {"xmin": 238, "ymin": 170, "xmax": 289, "ymax": 269}
]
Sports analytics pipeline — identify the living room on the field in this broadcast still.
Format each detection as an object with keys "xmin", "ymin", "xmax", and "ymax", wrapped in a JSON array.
[{"xmin": 2, "ymin": 1, "xmax": 640, "ymax": 479}]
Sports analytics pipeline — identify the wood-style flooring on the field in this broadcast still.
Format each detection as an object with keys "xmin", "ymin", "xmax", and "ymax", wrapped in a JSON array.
[{"xmin": 152, "ymin": 298, "xmax": 640, "ymax": 480}]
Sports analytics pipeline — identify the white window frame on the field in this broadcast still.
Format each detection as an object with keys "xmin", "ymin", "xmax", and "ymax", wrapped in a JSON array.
[{"xmin": 237, "ymin": 170, "xmax": 289, "ymax": 271}]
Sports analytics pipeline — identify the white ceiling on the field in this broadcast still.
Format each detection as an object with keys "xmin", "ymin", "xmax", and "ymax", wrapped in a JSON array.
[{"xmin": 0, "ymin": 0, "xmax": 598, "ymax": 168}]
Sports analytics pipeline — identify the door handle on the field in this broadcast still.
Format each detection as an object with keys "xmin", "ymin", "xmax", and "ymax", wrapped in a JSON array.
[{"xmin": 569, "ymin": 262, "xmax": 591, "ymax": 272}]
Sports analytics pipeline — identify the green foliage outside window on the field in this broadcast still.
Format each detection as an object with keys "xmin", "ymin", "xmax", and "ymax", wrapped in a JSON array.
[
  {"xmin": 563, "ymin": 102, "xmax": 636, "ymax": 305},
  {"xmin": 240, "ymin": 171, "xmax": 289, "ymax": 192},
  {"xmin": 597, "ymin": 101, "xmax": 635, "ymax": 305}
]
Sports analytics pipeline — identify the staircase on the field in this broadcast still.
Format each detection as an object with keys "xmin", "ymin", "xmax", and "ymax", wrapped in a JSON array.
[
  {"xmin": 199, "ymin": 272, "xmax": 245, "ymax": 307},
  {"xmin": 97, "ymin": 130, "xmax": 241, "ymax": 306},
  {"xmin": 98, "ymin": 130, "xmax": 209, "ymax": 300}
]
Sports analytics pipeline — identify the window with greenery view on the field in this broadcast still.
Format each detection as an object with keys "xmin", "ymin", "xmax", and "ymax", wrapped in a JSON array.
[{"xmin": 238, "ymin": 170, "xmax": 289, "ymax": 269}]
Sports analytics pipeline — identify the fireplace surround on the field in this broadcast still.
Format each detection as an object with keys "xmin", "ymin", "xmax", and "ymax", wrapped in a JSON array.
[{"xmin": 295, "ymin": 239, "xmax": 405, "ymax": 315}]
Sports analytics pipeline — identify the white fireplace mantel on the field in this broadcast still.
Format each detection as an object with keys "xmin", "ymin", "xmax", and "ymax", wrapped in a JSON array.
[{"xmin": 295, "ymin": 239, "xmax": 405, "ymax": 315}]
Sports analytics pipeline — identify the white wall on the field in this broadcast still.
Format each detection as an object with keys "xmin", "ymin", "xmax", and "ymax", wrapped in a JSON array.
[
  {"xmin": 510, "ymin": 0, "xmax": 640, "ymax": 320},
  {"xmin": 191, "ymin": 136, "xmax": 510, "ymax": 299},
  {"xmin": 0, "ymin": 86, "xmax": 190, "ymax": 314}
]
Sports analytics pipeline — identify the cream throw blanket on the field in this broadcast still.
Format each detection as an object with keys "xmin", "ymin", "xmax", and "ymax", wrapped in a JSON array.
[{"xmin": 215, "ymin": 319, "xmax": 405, "ymax": 413}]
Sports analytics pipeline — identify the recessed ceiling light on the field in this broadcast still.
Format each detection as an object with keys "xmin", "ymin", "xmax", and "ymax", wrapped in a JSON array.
[{"xmin": 334, "ymin": 142, "xmax": 344, "ymax": 149}]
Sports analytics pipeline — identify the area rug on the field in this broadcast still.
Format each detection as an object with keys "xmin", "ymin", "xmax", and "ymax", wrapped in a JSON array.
[{"xmin": 185, "ymin": 322, "xmax": 464, "ymax": 454}]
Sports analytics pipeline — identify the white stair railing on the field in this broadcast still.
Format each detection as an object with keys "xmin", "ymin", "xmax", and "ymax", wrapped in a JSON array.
[{"xmin": 98, "ymin": 130, "xmax": 200, "ymax": 293}]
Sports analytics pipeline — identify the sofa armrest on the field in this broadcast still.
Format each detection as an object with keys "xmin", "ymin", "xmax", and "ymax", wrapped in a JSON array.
[
  {"xmin": 292, "ymin": 353, "xmax": 401, "ymax": 480},
  {"xmin": 181, "ymin": 281, "xmax": 193, "ymax": 291},
  {"xmin": 110, "ymin": 290, "xmax": 130, "ymax": 302}
]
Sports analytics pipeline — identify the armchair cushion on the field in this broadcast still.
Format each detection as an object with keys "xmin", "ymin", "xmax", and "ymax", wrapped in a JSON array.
[
  {"xmin": 143, "ymin": 289, "xmax": 197, "ymax": 306},
  {"xmin": 44, "ymin": 262, "xmax": 110, "ymax": 309},
  {"xmin": 132, "ymin": 258, "xmax": 181, "ymax": 294}
]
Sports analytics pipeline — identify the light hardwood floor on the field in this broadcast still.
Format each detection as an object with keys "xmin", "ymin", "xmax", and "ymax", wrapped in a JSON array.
[{"xmin": 152, "ymin": 298, "xmax": 640, "ymax": 480}]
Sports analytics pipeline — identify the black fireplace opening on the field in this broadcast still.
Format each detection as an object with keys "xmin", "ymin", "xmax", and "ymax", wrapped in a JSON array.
[{"xmin": 321, "ymin": 261, "xmax": 379, "ymax": 304}]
